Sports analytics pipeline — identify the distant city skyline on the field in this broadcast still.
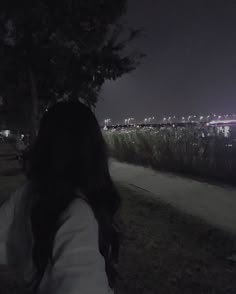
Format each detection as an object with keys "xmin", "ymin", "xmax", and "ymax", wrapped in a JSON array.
[
  {"xmin": 96, "ymin": 0, "xmax": 236, "ymax": 123},
  {"xmin": 101, "ymin": 113, "xmax": 236, "ymax": 126}
]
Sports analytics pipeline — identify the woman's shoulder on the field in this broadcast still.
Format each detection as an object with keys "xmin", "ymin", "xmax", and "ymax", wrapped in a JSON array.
[
  {"xmin": 64, "ymin": 197, "xmax": 95, "ymax": 221},
  {"xmin": 56, "ymin": 197, "xmax": 98, "ymax": 238}
]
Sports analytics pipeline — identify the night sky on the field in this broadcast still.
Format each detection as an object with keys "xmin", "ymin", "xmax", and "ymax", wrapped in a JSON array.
[{"xmin": 96, "ymin": 0, "xmax": 236, "ymax": 124}]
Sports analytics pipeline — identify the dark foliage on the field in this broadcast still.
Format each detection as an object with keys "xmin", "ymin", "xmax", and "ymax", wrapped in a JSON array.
[{"xmin": 0, "ymin": 0, "xmax": 144, "ymax": 130}]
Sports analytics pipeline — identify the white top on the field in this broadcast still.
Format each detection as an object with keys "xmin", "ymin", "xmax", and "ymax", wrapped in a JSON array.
[{"xmin": 0, "ymin": 184, "xmax": 113, "ymax": 294}]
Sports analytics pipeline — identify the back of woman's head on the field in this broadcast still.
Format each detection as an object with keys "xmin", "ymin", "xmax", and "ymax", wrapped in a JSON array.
[
  {"xmin": 28, "ymin": 101, "xmax": 120, "ymax": 289},
  {"xmin": 31, "ymin": 101, "xmax": 106, "ymax": 190}
]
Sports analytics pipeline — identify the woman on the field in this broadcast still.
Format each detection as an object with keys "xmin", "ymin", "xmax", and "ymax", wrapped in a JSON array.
[{"xmin": 0, "ymin": 101, "xmax": 120, "ymax": 293}]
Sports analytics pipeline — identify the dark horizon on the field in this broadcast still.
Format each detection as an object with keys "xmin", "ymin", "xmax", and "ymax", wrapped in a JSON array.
[{"xmin": 96, "ymin": 0, "xmax": 236, "ymax": 124}]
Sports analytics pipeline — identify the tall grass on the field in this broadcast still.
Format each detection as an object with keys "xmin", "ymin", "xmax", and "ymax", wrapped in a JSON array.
[{"xmin": 104, "ymin": 126, "xmax": 236, "ymax": 183}]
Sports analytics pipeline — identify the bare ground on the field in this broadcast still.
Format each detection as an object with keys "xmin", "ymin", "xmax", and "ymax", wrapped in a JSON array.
[{"xmin": 115, "ymin": 185, "xmax": 236, "ymax": 294}]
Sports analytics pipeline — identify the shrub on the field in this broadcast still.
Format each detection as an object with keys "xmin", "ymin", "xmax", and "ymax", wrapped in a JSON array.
[{"xmin": 104, "ymin": 126, "xmax": 236, "ymax": 184}]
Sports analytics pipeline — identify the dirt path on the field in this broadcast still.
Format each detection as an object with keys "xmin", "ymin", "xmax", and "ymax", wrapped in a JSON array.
[
  {"xmin": 115, "ymin": 185, "xmax": 236, "ymax": 294},
  {"xmin": 110, "ymin": 160, "xmax": 236, "ymax": 234}
]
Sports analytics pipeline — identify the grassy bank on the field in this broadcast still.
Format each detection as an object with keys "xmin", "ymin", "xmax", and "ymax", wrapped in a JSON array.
[
  {"xmin": 104, "ymin": 127, "xmax": 236, "ymax": 184},
  {"xmin": 115, "ymin": 185, "xmax": 236, "ymax": 294}
]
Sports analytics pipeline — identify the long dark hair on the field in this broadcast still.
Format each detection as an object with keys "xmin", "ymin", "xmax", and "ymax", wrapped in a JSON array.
[{"xmin": 27, "ymin": 101, "xmax": 121, "ymax": 289}]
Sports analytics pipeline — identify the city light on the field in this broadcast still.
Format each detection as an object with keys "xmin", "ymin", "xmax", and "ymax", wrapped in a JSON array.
[
  {"xmin": 104, "ymin": 113, "xmax": 236, "ymax": 127},
  {"xmin": 104, "ymin": 119, "xmax": 111, "ymax": 129},
  {"xmin": 146, "ymin": 117, "xmax": 155, "ymax": 123},
  {"xmin": 0, "ymin": 130, "xmax": 11, "ymax": 137},
  {"xmin": 209, "ymin": 119, "xmax": 236, "ymax": 125}
]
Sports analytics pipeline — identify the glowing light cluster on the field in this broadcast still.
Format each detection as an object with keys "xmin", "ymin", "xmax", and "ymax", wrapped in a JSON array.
[
  {"xmin": 208, "ymin": 119, "xmax": 236, "ymax": 125},
  {"xmin": 0, "ymin": 130, "xmax": 10, "ymax": 137}
]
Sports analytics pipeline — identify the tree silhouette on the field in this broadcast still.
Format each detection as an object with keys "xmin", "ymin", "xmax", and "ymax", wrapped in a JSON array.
[{"xmin": 0, "ymin": 0, "xmax": 143, "ymax": 134}]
